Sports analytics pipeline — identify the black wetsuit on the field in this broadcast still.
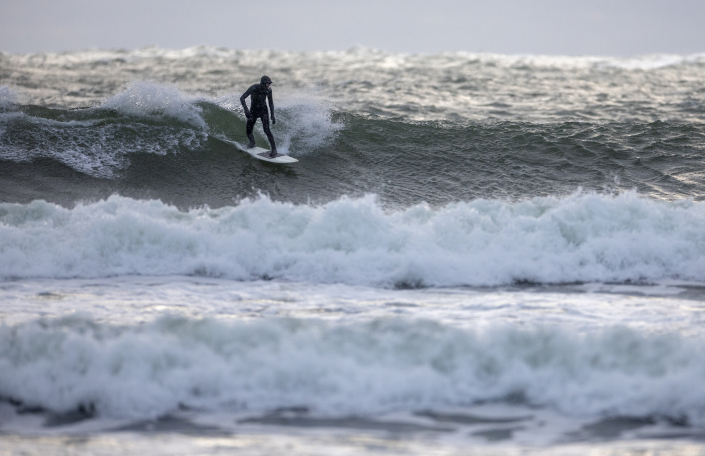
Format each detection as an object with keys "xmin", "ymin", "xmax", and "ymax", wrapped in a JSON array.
[{"xmin": 240, "ymin": 83, "xmax": 276, "ymax": 152}]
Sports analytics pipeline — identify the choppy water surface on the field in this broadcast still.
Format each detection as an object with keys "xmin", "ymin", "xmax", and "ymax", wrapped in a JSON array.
[{"xmin": 1, "ymin": 47, "xmax": 705, "ymax": 455}]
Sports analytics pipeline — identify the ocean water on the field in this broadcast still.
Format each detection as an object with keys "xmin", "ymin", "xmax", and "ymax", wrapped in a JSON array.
[{"xmin": 1, "ymin": 46, "xmax": 705, "ymax": 455}]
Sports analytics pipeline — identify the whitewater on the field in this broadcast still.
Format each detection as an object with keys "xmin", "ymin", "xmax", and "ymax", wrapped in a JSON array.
[
  {"xmin": 2, "ymin": 47, "xmax": 705, "ymax": 455},
  {"xmin": 2, "ymin": 192, "xmax": 705, "ymax": 286}
]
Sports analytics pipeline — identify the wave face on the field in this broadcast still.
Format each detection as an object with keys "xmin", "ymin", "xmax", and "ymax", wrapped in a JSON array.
[
  {"xmin": 1, "ymin": 48, "xmax": 705, "ymax": 208},
  {"xmin": 2, "ymin": 192, "xmax": 704, "ymax": 286},
  {"xmin": 1, "ymin": 91, "xmax": 704, "ymax": 208}
]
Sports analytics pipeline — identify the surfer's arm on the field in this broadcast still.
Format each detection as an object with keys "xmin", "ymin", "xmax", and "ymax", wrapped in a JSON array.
[
  {"xmin": 268, "ymin": 91, "xmax": 275, "ymax": 124},
  {"xmin": 240, "ymin": 87, "xmax": 253, "ymax": 118}
]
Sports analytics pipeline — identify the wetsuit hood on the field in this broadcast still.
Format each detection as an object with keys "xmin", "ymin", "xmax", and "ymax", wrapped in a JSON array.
[{"xmin": 260, "ymin": 75, "xmax": 273, "ymax": 85}]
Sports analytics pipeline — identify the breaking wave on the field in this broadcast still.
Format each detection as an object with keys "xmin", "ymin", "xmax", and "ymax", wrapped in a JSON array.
[
  {"xmin": 1, "ymin": 314, "xmax": 704, "ymax": 423},
  {"xmin": 1, "ymin": 191, "xmax": 704, "ymax": 287}
]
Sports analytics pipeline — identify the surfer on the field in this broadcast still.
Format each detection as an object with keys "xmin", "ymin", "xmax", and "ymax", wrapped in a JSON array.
[{"xmin": 240, "ymin": 75, "xmax": 277, "ymax": 158}]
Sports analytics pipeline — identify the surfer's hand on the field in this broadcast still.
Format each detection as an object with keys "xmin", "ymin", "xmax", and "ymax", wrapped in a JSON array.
[
  {"xmin": 245, "ymin": 112, "xmax": 252, "ymax": 119},
  {"xmin": 271, "ymin": 116, "xmax": 276, "ymax": 125}
]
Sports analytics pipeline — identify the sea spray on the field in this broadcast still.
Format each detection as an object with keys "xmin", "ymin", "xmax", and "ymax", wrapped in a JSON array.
[
  {"xmin": 100, "ymin": 81, "xmax": 208, "ymax": 129},
  {"xmin": 272, "ymin": 87, "xmax": 343, "ymax": 155},
  {"xmin": 0, "ymin": 85, "xmax": 27, "ymax": 112}
]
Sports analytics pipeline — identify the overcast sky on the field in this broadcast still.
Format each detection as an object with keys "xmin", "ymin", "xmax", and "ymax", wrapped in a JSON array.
[{"xmin": 2, "ymin": 0, "xmax": 704, "ymax": 56}]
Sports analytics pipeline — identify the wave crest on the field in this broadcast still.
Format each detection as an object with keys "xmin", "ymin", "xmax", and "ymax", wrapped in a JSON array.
[
  {"xmin": 1, "ymin": 191, "xmax": 704, "ymax": 286},
  {"xmin": 99, "ymin": 81, "xmax": 207, "ymax": 129}
]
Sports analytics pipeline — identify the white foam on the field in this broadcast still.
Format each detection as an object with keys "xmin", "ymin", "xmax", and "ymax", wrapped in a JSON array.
[
  {"xmin": 9, "ymin": 46, "xmax": 705, "ymax": 69},
  {"xmin": 99, "ymin": 81, "xmax": 207, "ymax": 129},
  {"xmin": 0, "ymin": 86, "xmax": 27, "ymax": 112},
  {"xmin": 450, "ymin": 52, "xmax": 705, "ymax": 70},
  {"xmin": 1, "ymin": 191, "xmax": 704, "ymax": 286},
  {"xmin": 272, "ymin": 88, "xmax": 342, "ymax": 155},
  {"xmin": 1, "ymin": 313, "xmax": 705, "ymax": 423},
  {"xmin": 0, "ymin": 113, "xmax": 207, "ymax": 178}
]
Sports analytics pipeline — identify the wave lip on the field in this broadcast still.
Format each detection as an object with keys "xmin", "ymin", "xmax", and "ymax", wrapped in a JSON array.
[
  {"xmin": 99, "ymin": 81, "xmax": 207, "ymax": 129},
  {"xmin": 0, "ymin": 112, "xmax": 207, "ymax": 179},
  {"xmin": 1, "ymin": 191, "xmax": 704, "ymax": 287}
]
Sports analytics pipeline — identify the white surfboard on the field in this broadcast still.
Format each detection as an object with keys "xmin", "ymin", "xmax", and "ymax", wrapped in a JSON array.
[
  {"xmin": 222, "ymin": 138, "xmax": 298, "ymax": 164},
  {"xmin": 246, "ymin": 146, "xmax": 299, "ymax": 164}
]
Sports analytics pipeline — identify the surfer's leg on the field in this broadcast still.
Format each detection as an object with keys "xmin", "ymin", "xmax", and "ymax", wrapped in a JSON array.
[
  {"xmin": 261, "ymin": 114, "xmax": 277, "ymax": 157},
  {"xmin": 245, "ymin": 116, "xmax": 256, "ymax": 148}
]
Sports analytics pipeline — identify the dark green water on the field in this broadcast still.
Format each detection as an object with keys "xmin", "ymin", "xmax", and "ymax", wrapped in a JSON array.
[{"xmin": 2, "ymin": 102, "xmax": 704, "ymax": 209}]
